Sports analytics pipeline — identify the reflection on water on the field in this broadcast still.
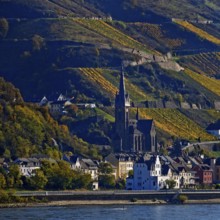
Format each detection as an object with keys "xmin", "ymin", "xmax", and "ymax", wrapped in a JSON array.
[{"xmin": 0, "ymin": 204, "xmax": 220, "ymax": 220}]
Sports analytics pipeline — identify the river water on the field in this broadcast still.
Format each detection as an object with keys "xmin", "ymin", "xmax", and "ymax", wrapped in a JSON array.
[{"xmin": 0, "ymin": 204, "xmax": 220, "ymax": 220}]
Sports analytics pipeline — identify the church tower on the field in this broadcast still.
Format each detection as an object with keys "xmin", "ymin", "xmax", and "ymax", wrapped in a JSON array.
[{"xmin": 115, "ymin": 66, "xmax": 130, "ymax": 151}]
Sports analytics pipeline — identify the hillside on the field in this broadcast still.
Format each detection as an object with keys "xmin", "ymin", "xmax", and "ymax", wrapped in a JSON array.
[
  {"xmin": 86, "ymin": 0, "xmax": 220, "ymax": 22},
  {"xmin": 0, "ymin": 77, "xmax": 99, "ymax": 160},
  {"xmin": 0, "ymin": 0, "xmax": 220, "ymax": 146}
]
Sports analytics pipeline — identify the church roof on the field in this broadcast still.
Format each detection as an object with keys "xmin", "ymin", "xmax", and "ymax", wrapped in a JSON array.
[{"xmin": 137, "ymin": 119, "xmax": 154, "ymax": 133}]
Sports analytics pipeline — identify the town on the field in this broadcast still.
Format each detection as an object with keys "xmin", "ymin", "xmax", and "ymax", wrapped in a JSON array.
[{"xmin": 0, "ymin": 67, "xmax": 220, "ymax": 192}]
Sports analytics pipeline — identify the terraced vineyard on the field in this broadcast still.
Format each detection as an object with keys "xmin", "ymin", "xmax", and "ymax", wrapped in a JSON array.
[
  {"xmin": 130, "ymin": 23, "xmax": 183, "ymax": 49},
  {"xmin": 74, "ymin": 19, "xmax": 153, "ymax": 52},
  {"xmin": 137, "ymin": 108, "xmax": 215, "ymax": 141},
  {"xmin": 173, "ymin": 20, "xmax": 220, "ymax": 45},
  {"xmin": 79, "ymin": 68, "xmax": 118, "ymax": 98},
  {"xmin": 79, "ymin": 68, "xmax": 149, "ymax": 101},
  {"xmin": 184, "ymin": 68, "xmax": 220, "ymax": 96},
  {"xmin": 181, "ymin": 52, "xmax": 220, "ymax": 76}
]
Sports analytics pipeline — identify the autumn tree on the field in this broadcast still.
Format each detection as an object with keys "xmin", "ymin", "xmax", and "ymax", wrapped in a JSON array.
[
  {"xmin": 27, "ymin": 170, "xmax": 48, "ymax": 190},
  {"xmin": 0, "ymin": 18, "xmax": 9, "ymax": 38},
  {"xmin": 0, "ymin": 173, "xmax": 6, "ymax": 189},
  {"xmin": 165, "ymin": 179, "xmax": 176, "ymax": 189},
  {"xmin": 98, "ymin": 162, "xmax": 115, "ymax": 189}
]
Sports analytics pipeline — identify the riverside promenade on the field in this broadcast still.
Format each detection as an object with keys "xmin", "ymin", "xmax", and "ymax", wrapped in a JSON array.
[{"xmin": 15, "ymin": 189, "xmax": 220, "ymax": 204}]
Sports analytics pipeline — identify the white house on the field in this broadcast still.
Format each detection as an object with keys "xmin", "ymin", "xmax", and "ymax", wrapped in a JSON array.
[
  {"xmin": 206, "ymin": 120, "xmax": 220, "ymax": 138},
  {"xmin": 63, "ymin": 155, "xmax": 81, "ymax": 170},
  {"xmin": 80, "ymin": 158, "xmax": 98, "ymax": 181},
  {"xmin": 126, "ymin": 155, "xmax": 172, "ymax": 190},
  {"xmin": 14, "ymin": 158, "xmax": 41, "ymax": 177}
]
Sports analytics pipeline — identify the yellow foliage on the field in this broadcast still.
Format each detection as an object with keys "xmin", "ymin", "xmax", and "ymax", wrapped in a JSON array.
[
  {"xmin": 74, "ymin": 19, "xmax": 154, "ymax": 52},
  {"xmin": 174, "ymin": 20, "xmax": 220, "ymax": 45},
  {"xmin": 185, "ymin": 68, "xmax": 220, "ymax": 96},
  {"xmin": 79, "ymin": 68, "xmax": 118, "ymax": 97},
  {"xmin": 137, "ymin": 108, "xmax": 215, "ymax": 141}
]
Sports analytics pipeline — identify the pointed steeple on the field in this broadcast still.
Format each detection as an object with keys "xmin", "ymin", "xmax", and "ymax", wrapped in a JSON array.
[
  {"xmin": 136, "ymin": 107, "xmax": 139, "ymax": 120},
  {"xmin": 119, "ymin": 64, "xmax": 126, "ymax": 99}
]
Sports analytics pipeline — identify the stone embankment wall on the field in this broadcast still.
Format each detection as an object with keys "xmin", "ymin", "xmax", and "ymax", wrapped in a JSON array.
[
  {"xmin": 135, "ymin": 100, "xmax": 220, "ymax": 110},
  {"xmin": 17, "ymin": 190, "xmax": 220, "ymax": 203}
]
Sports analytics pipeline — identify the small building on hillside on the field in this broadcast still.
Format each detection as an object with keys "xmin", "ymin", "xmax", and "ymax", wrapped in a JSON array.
[
  {"xmin": 14, "ymin": 158, "xmax": 41, "ymax": 177},
  {"xmin": 206, "ymin": 120, "xmax": 220, "ymax": 138},
  {"xmin": 63, "ymin": 155, "xmax": 81, "ymax": 170}
]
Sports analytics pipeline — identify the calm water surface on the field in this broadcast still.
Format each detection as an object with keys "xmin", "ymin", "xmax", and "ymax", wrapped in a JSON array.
[{"xmin": 0, "ymin": 204, "xmax": 220, "ymax": 220}]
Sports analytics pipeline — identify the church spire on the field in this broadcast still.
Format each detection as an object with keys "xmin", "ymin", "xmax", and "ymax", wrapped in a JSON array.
[
  {"xmin": 119, "ymin": 64, "xmax": 126, "ymax": 99},
  {"xmin": 136, "ymin": 107, "xmax": 139, "ymax": 120}
]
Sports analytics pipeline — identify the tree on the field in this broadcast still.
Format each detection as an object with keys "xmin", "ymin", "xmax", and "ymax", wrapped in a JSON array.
[
  {"xmin": 29, "ymin": 170, "xmax": 48, "ymax": 190},
  {"xmin": 115, "ymin": 179, "xmax": 125, "ymax": 189},
  {"xmin": 165, "ymin": 179, "xmax": 176, "ymax": 189},
  {"xmin": 98, "ymin": 162, "xmax": 113, "ymax": 175},
  {"xmin": 72, "ymin": 172, "xmax": 92, "ymax": 189},
  {"xmin": 9, "ymin": 165, "xmax": 21, "ymax": 182},
  {"xmin": 0, "ymin": 173, "xmax": 6, "ymax": 189},
  {"xmin": 0, "ymin": 18, "xmax": 9, "ymax": 38},
  {"xmin": 98, "ymin": 163, "xmax": 115, "ymax": 189},
  {"xmin": 128, "ymin": 170, "xmax": 133, "ymax": 177},
  {"xmin": 99, "ymin": 175, "xmax": 115, "ymax": 189},
  {"xmin": 45, "ymin": 160, "xmax": 74, "ymax": 190}
]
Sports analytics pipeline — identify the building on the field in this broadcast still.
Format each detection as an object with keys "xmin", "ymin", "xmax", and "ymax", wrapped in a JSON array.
[
  {"xmin": 80, "ymin": 158, "xmax": 98, "ymax": 181},
  {"xmin": 193, "ymin": 164, "xmax": 213, "ymax": 185},
  {"xmin": 206, "ymin": 120, "xmax": 220, "ymax": 138},
  {"xmin": 14, "ymin": 158, "xmax": 41, "ymax": 177},
  {"xmin": 126, "ymin": 155, "xmax": 172, "ymax": 190},
  {"xmin": 63, "ymin": 155, "xmax": 81, "ymax": 170},
  {"xmin": 105, "ymin": 153, "xmax": 136, "ymax": 179},
  {"xmin": 204, "ymin": 158, "xmax": 220, "ymax": 184},
  {"xmin": 113, "ymin": 66, "xmax": 157, "ymax": 153},
  {"xmin": 126, "ymin": 155, "xmax": 196, "ymax": 190}
]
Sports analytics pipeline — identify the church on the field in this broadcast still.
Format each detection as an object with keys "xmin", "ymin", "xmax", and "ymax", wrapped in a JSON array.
[{"xmin": 113, "ymin": 67, "xmax": 157, "ymax": 153}]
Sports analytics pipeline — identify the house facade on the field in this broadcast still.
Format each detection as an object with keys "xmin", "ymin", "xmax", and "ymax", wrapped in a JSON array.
[
  {"xmin": 206, "ymin": 120, "xmax": 220, "ymax": 138},
  {"xmin": 105, "ymin": 153, "xmax": 135, "ymax": 179},
  {"xmin": 126, "ymin": 155, "xmax": 196, "ymax": 190},
  {"xmin": 126, "ymin": 155, "xmax": 172, "ymax": 190},
  {"xmin": 14, "ymin": 158, "xmax": 41, "ymax": 177},
  {"xmin": 193, "ymin": 164, "xmax": 213, "ymax": 185}
]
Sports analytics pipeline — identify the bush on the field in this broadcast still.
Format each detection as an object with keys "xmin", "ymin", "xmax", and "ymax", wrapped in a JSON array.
[
  {"xmin": 0, "ymin": 190, "xmax": 9, "ymax": 203},
  {"xmin": 178, "ymin": 194, "xmax": 188, "ymax": 204},
  {"xmin": 130, "ymin": 198, "xmax": 138, "ymax": 202}
]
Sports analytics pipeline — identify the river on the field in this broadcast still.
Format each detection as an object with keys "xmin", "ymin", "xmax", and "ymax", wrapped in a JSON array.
[{"xmin": 0, "ymin": 204, "xmax": 219, "ymax": 220}]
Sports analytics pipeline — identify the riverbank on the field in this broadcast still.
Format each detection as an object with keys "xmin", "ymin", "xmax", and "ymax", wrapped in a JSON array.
[
  {"xmin": 0, "ymin": 199, "xmax": 166, "ymax": 208},
  {"xmin": 2, "ymin": 198, "xmax": 220, "ymax": 208}
]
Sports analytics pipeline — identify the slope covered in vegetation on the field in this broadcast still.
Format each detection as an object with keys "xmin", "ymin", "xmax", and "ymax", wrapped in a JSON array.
[
  {"xmin": 0, "ymin": 78, "xmax": 98, "ymax": 160},
  {"xmin": 137, "ymin": 108, "xmax": 215, "ymax": 141},
  {"xmin": 0, "ymin": 0, "xmax": 220, "ymax": 148},
  {"xmin": 174, "ymin": 20, "xmax": 220, "ymax": 45},
  {"xmin": 184, "ymin": 69, "xmax": 220, "ymax": 96}
]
